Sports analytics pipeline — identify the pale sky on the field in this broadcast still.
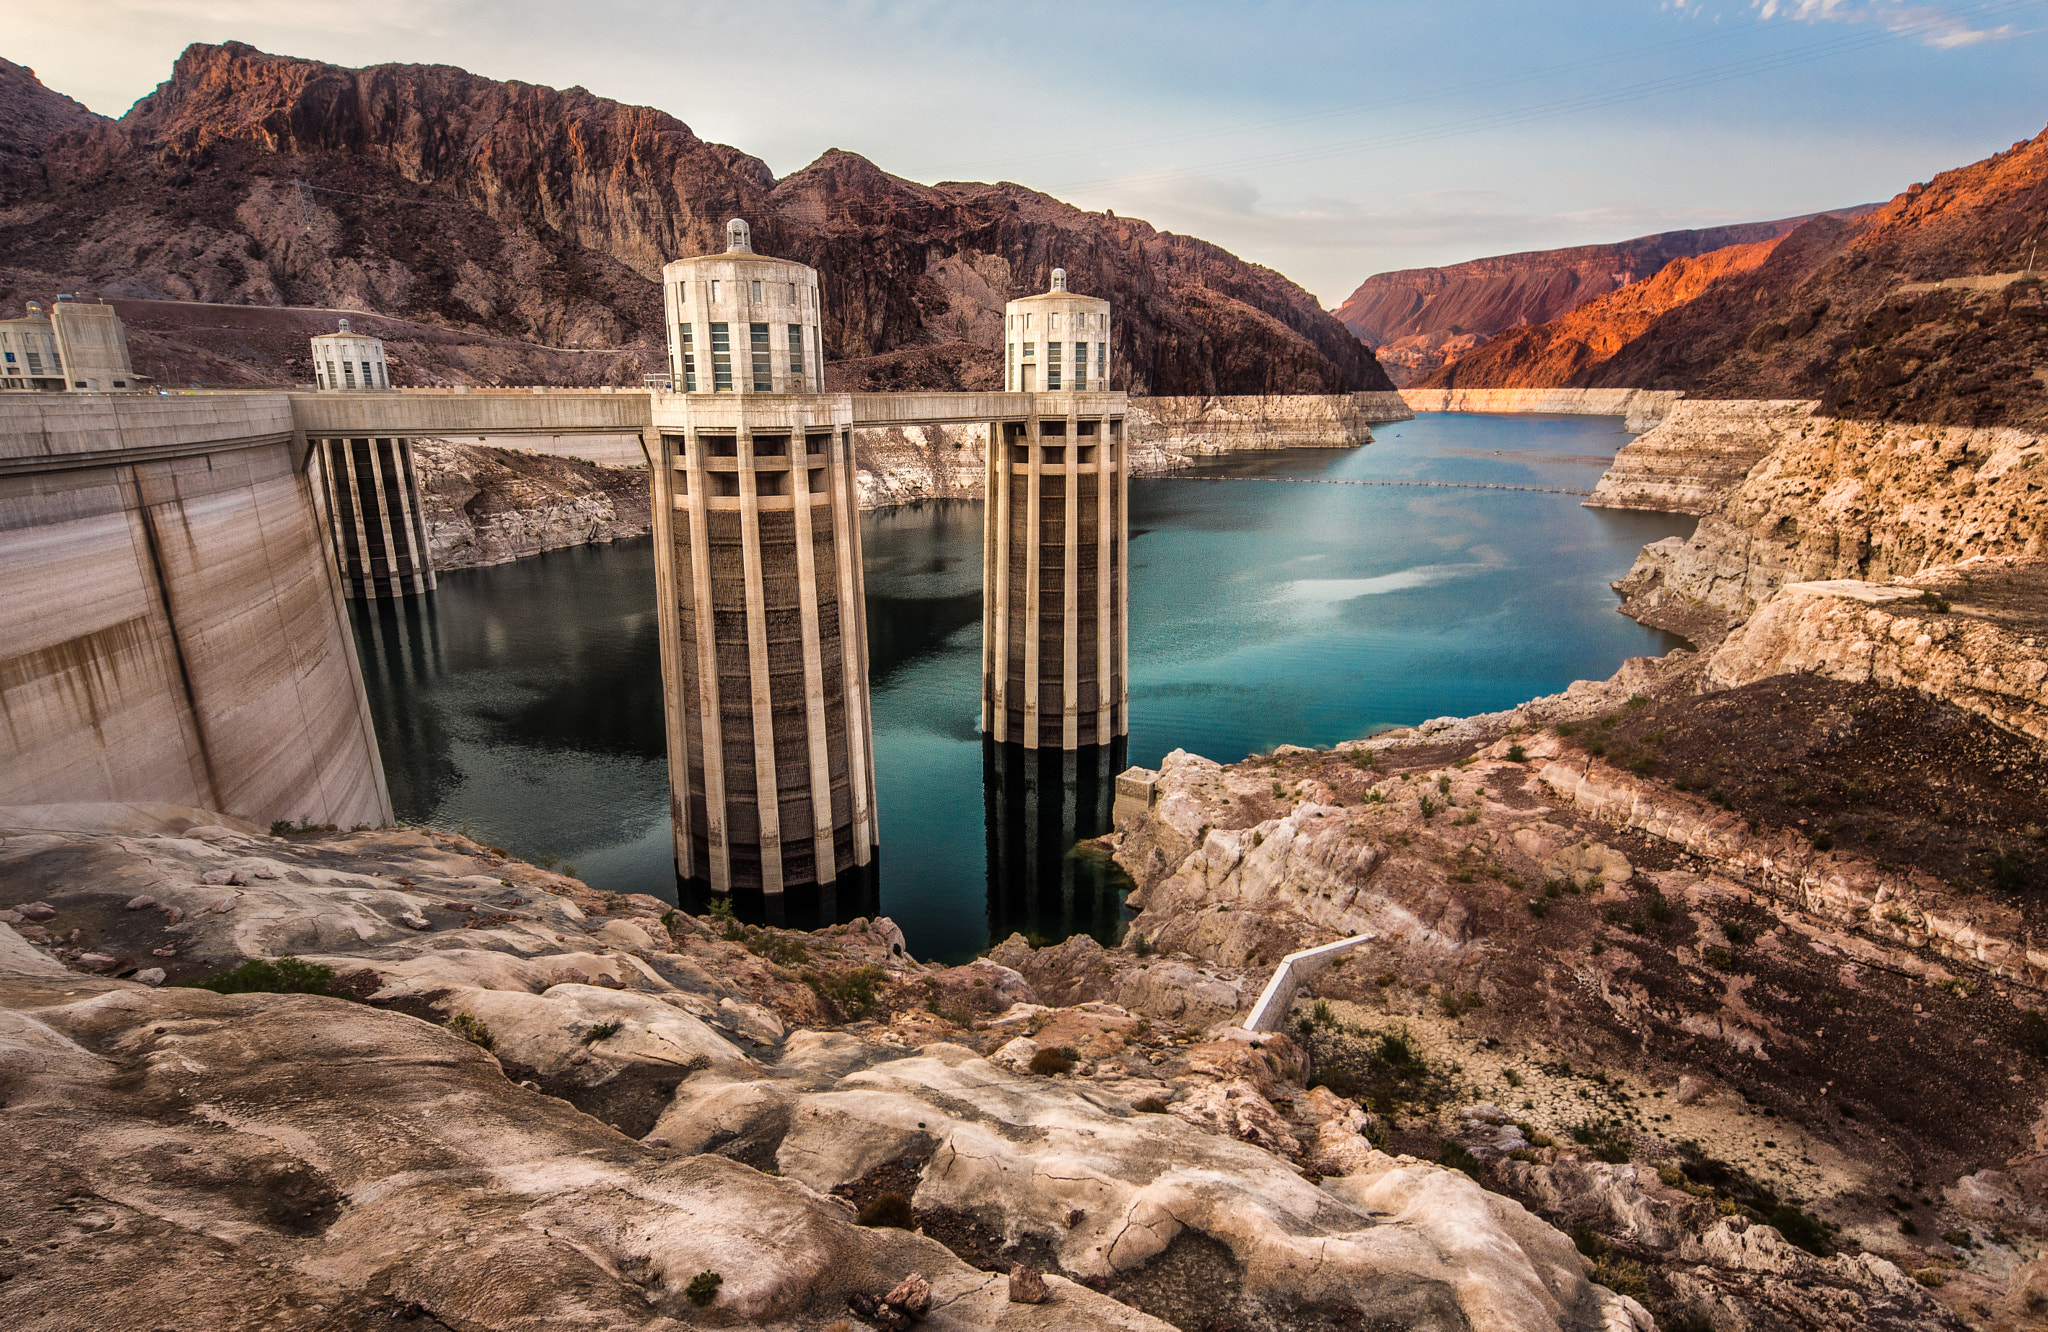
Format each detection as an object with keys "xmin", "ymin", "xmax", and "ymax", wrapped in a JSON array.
[{"xmin": 16, "ymin": 0, "xmax": 2047, "ymax": 305}]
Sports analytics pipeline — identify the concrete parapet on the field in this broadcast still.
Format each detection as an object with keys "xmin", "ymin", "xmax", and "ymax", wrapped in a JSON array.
[
  {"xmin": 0, "ymin": 393, "xmax": 390, "ymax": 830},
  {"xmin": 1244, "ymin": 934, "xmax": 1376, "ymax": 1033}
]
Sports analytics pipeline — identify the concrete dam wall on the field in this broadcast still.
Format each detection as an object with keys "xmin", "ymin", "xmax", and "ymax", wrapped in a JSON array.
[{"xmin": 0, "ymin": 394, "xmax": 391, "ymax": 829}]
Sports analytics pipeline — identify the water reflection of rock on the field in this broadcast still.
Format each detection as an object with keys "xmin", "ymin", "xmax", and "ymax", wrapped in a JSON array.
[{"xmin": 983, "ymin": 739, "xmax": 1134, "ymax": 948}]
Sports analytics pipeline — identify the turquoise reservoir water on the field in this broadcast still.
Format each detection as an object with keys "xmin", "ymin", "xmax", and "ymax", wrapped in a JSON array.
[{"xmin": 352, "ymin": 413, "xmax": 1692, "ymax": 962}]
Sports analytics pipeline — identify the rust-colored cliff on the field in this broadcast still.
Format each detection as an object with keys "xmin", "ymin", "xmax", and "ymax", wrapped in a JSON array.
[
  {"xmin": 0, "ymin": 42, "xmax": 1387, "ymax": 395},
  {"xmin": 1418, "ymin": 127, "xmax": 2048, "ymax": 427},
  {"xmin": 1334, "ymin": 212, "xmax": 1866, "ymax": 384}
]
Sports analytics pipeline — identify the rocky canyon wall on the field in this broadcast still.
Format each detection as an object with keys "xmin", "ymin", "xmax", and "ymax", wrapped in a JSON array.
[
  {"xmin": 412, "ymin": 439, "xmax": 653, "ymax": 570},
  {"xmin": 1400, "ymin": 386, "xmax": 1683, "ymax": 433},
  {"xmin": 1, "ymin": 44, "xmax": 1387, "ymax": 398},
  {"xmin": 1587, "ymin": 399, "xmax": 1817, "ymax": 513}
]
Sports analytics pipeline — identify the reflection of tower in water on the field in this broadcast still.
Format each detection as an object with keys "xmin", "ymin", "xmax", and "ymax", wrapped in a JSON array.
[{"xmin": 982, "ymin": 738, "xmax": 1132, "ymax": 947}]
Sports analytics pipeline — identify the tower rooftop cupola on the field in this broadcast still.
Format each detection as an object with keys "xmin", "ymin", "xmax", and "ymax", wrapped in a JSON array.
[
  {"xmin": 726, "ymin": 218, "xmax": 754, "ymax": 253},
  {"xmin": 1002, "ymin": 265, "xmax": 1112, "ymax": 393}
]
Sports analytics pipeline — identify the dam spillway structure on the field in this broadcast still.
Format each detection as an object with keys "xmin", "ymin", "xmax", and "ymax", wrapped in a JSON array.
[
  {"xmin": 308, "ymin": 319, "xmax": 436, "ymax": 599},
  {"xmin": 985, "ymin": 268, "xmax": 1128, "ymax": 751},
  {"xmin": 645, "ymin": 219, "xmax": 877, "ymax": 907}
]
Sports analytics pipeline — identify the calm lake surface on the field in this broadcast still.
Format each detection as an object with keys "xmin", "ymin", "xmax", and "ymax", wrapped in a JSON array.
[{"xmin": 352, "ymin": 413, "xmax": 1693, "ymax": 962}]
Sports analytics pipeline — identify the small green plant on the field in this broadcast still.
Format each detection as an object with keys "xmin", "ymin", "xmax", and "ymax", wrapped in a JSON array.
[
  {"xmin": 1570, "ymin": 1227, "xmax": 1611, "ymax": 1258},
  {"xmin": 1437, "ymin": 1140, "xmax": 1482, "ymax": 1177},
  {"xmin": 1312, "ymin": 1000, "xmax": 1336, "ymax": 1027},
  {"xmin": 1130, "ymin": 931, "xmax": 1154, "ymax": 957},
  {"xmin": 1133, "ymin": 1096, "xmax": 1169, "ymax": 1113},
  {"xmin": 1506, "ymin": 744, "xmax": 1528, "ymax": 762},
  {"xmin": 1030, "ymin": 1046, "xmax": 1079, "ymax": 1076},
  {"xmin": 1914, "ymin": 590, "xmax": 1951, "ymax": 613},
  {"xmin": 685, "ymin": 1270, "xmax": 723, "ymax": 1306},
  {"xmin": 1722, "ymin": 921, "xmax": 1746, "ymax": 945},
  {"xmin": 1590, "ymin": 1254, "xmax": 1649, "ymax": 1298},
  {"xmin": 184, "ymin": 955, "xmax": 336, "ymax": 996},
  {"xmin": 1437, "ymin": 774, "xmax": 1452, "ymax": 796},
  {"xmin": 446, "ymin": 1012, "xmax": 496, "ymax": 1051},
  {"xmin": 1702, "ymin": 946, "xmax": 1734, "ymax": 971},
  {"xmin": 1899, "ymin": 1217, "xmax": 1920, "ymax": 1236},
  {"xmin": 1527, "ymin": 898, "xmax": 1548, "ymax": 919},
  {"xmin": 1503, "ymin": 1069, "xmax": 1524, "ymax": 1088},
  {"xmin": 857, "ymin": 1191, "xmax": 915, "ymax": 1228},
  {"xmin": 582, "ymin": 1018, "xmax": 623, "ymax": 1044},
  {"xmin": 1419, "ymin": 795, "xmax": 1437, "ymax": 820},
  {"xmin": 1645, "ymin": 895, "xmax": 1671, "ymax": 924},
  {"xmin": 707, "ymin": 895, "xmax": 736, "ymax": 923},
  {"xmin": 808, "ymin": 965, "xmax": 889, "ymax": 1021},
  {"xmin": 1586, "ymin": 739, "xmax": 1607, "ymax": 757},
  {"xmin": 1625, "ymin": 694, "xmax": 1648, "ymax": 710}
]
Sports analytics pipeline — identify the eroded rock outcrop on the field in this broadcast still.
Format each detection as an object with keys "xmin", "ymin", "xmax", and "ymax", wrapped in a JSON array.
[
  {"xmin": 414, "ymin": 438, "xmax": 652, "ymax": 569},
  {"xmin": 1, "ymin": 808, "xmax": 1668, "ymax": 1332},
  {"xmin": 1587, "ymin": 398, "xmax": 1816, "ymax": 514}
]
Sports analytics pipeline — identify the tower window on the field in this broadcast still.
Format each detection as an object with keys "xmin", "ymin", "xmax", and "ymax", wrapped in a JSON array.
[
  {"xmin": 676, "ymin": 282, "xmax": 687, "ymax": 306},
  {"xmin": 751, "ymin": 280, "xmax": 763, "ymax": 303},
  {"xmin": 1097, "ymin": 342, "xmax": 1106, "ymax": 378},
  {"xmin": 711, "ymin": 322, "xmax": 733, "ymax": 391},
  {"xmin": 1023, "ymin": 342, "xmax": 1035, "ymax": 359},
  {"xmin": 711, "ymin": 280, "xmax": 721, "ymax": 301},
  {"xmin": 1050, "ymin": 312, "xmax": 1060, "ymax": 330},
  {"xmin": 788, "ymin": 282, "xmax": 796, "ymax": 303},
  {"xmin": 681, "ymin": 325, "xmax": 698, "ymax": 392},
  {"xmin": 1047, "ymin": 342, "xmax": 1061, "ymax": 391},
  {"xmin": 1072, "ymin": 342, "xmax": 1086, "ymax": 391},
  {"xmin": 750, "ymin": 322, "xmax": 771, "ymax": 391},
  {"xmin": 787, "ymin": 324, "xmax": 804, "ymax": 382}
]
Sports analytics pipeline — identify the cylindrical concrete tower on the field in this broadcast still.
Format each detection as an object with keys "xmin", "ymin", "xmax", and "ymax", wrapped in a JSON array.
[
  {"xmin": 1003, "ymin": 268, "xmax": 1110, "ymax": 392},
  {"xmin": 983, "ymin": 269, "xmax": 1128, "ymax": 751},
  {"xmin": 645, "ymin": 221, "xmax": 876, "ymax": 905},
  {"xmin": 661, "ymin": 219, "xmax": 825, "ymax": 395}
]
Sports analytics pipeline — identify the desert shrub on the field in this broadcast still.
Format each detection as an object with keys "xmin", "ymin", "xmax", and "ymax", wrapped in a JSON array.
[
  {"xmin": 582, "ymin": 1019, "xmax": 622, "ymax": 1044},
  {"xmin": 2018, "ymin": 1010, "xmax": 2048, "ymax": 1058},
  {"xmin": 1437, "ymin": 1140, "xmax": 1481, "ymax": 1177},
  {"xmin": 1502, "ymin": 1069, "xmax": 1523, "ymax": 1088},
  {"xmin": 808, "ymin": 965, "xmax": 889, "ymax": 1021},
  {"xmin": 446, "ymin": 1012, "xmax": 496, "ymax": 1051},
  {"xmin": 1570, "ymin": 1227, "xmax": 1610, "ymax": 1258},
  {"xmin": 1645, "ymin": 895, "xmax": 1671, "ymax": 924},
  {"xmin": 1129, "ymin": 931, "xmax": 1154, "ymax": 957},
  {"xmin": 184, "ymin": 956, "xmax": 335, "ymax": 996},
  {"xmin": 1526, "ymin": 898, "xmax": 1548, "ymax": 919},
  {"xmin": 1506, "ymin": 744, "xmax": 1527, "ymax": 763},
  {"xmin": 1375, "ymin": 971, "xmax": 1398, "ymax": 988},
  {"xmin": 857, "ymin": 1191, "xmax": 915, "ymax": 1228},
  {"xmin": 685, "ymin": 1271, "xmax": 723, "ymax": 1306},
  {"xmin": 1914, "ymin": 590, "xmax": 1951, "ymax": 613},
  {"xmin": 1568, "ymin": 1117, "xmax": 1631, "ymax": 1164},
  {"xmin": 1590, "ymin": 1254, "xmax": 1649, "ymax": 1298},
  {"xmin": 1030, "ymin": 1047, "xmax": 1079, "ymax": 1076},
  {"xmin": 1419, "ymin": 795, "xmax": 1437, "ymax": 821},
  {"xmin": 1702, "ymin": 946, "xmax": 1734, "ymax": 971},
  {"xmin": 1133, "ymin": 1096, "xmax": 1169, "ymax": 1113}
]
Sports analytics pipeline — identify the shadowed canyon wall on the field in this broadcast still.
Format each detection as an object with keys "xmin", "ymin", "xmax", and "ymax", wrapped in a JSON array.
[{"xmin": 0, "ymin": 45, "xmax": 1388, "ymax": 399}]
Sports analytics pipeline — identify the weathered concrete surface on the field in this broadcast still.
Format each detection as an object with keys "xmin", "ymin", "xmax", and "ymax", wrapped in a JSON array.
[
  {"xmin": 1400, "ymin": 387, "xmax": 1683, "ymax": 433},
  {"xmin": 0, "ymin": 393, "xmax": 389, "ymax": 830}
]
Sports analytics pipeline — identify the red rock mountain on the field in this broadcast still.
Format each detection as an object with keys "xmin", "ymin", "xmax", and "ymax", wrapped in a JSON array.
[
  {"xmin": 1423, "ymin": 127, "xmax": 2048, "ymax": 427},
  {"xmin": 1336, "ymin": 212, "xmax": 1872, "ymax": 385},
  {"xmin": 0, "ymin": 42, "xmax": 1387, "ymax": 395}
]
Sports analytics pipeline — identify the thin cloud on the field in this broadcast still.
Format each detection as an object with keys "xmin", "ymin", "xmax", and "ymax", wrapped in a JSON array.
[{"xmin": 1749, "ymin": 0, "xmax": 2026, "ymax": 47}]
